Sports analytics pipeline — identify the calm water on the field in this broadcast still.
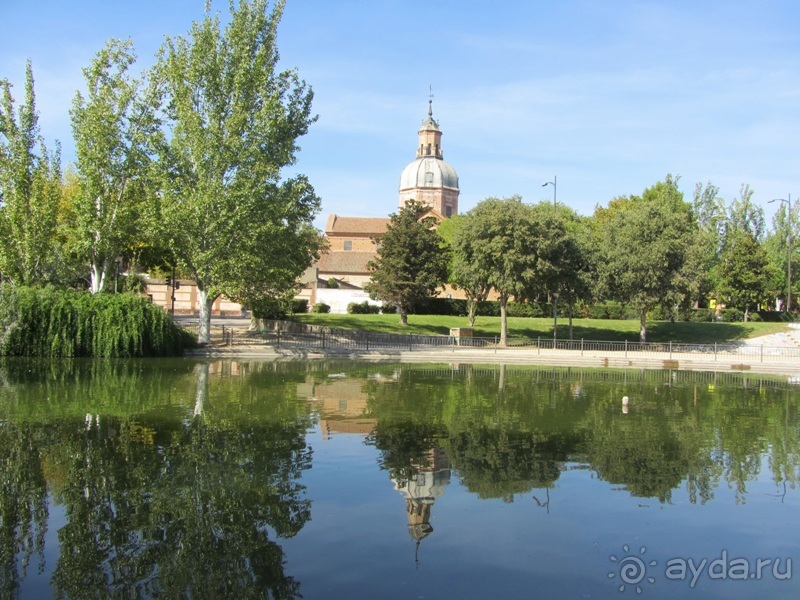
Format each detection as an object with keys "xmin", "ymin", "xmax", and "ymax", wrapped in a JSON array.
[{"xmin": 1, "ymin": 359, "xmax": 800, "ymax": 599}]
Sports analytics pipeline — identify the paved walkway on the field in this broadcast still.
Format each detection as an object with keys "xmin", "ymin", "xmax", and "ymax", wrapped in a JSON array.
[{"xmin": 181, "ymin": 316, "xmax": 800, "ymax": 376}]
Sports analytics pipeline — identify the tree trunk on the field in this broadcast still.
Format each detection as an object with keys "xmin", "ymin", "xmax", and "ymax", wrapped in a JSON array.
[
  {"xmin": 467, "ymin": 298, "xmax": 477, "ymax": 327},
  {"xmin": 568, "ymin": 300, "xmax": 574, "ymax": 340},
  {"xmin": 89, "ymin": 260, "xmax": 106, "ymax": 294},
  {"xmin": 639, "ymin": 310, "xmax": 647, "ymax": 342},
  {"xmin": 499, "ymin": 294, "xmax": 508, "ymax": 347},
  {"xmin": 399, "ymin": 310, "xmax": 408, "ymax": 326},
  {"xmin": 744, "ymin": 305, "xmax": 750, "ymax": 322},
  {"xmin": 196, "ymin": 286, "xmax": 216, "ymax": 344}
]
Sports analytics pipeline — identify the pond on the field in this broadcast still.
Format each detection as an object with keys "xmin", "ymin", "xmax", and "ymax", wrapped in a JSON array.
[{"xmin": 1, "ymin": 358, "xmax": 799, "ymax": 599}]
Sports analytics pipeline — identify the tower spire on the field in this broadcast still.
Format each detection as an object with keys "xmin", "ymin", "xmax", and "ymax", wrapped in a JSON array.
[{"xmin": 428, "ymin": 85, "xmax": 433, "ymax": 118}]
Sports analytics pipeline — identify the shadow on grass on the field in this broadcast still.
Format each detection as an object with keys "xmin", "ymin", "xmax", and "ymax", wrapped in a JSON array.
[{"xmin": 292, "ymin": 314, "xmax": 786, "ymax": 344}]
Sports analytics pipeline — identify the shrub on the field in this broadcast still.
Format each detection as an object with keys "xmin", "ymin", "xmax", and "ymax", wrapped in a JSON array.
[
  {"xmin": 326, "ymin": 277, "xmax": 339, "ymax": 288},
  {"xmin": 311, "ymin": 302, "xmax": 331, "ymax": 313},
  {"xmin": 0, "ymin": 284, "xmax": 192, "ymax": 357},
  {"xmin": 748, "ymin": 312, "xmax": 762, "ymax": 322},
  {"xmin": 720, "ymin": 308, "xmax": 744, "ymax": 322},
  {"xmin": 506, "ymin": 302, "xmax": 535, "ymax": 318},
  {"xmin": 411, "ymin": 297, "xmax": 466, "ymax": 316},
  {"xmin": 347, "ymin": 301, "xmax": 380, "ymax": 314},
  {"xmin": 291, "ymin": 299, "xmax": 309, "ymax": 314},
  {"xmin": 687, "ymin": 308, "xmax": 714, "ymax": 322},
  {"xmin": 380, "ymin": 304, "xmax": 397, "ymax": 314},
  {"xmin": 587, "ymin": 303, "xmax": 607, "ymax": 319},
  {"xmin": 250, "ymin": 296, "xmax": 288, "ymax": 319}
]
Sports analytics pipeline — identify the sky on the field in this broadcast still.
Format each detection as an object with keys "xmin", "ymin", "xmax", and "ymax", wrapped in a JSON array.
[{"xmin": 1, "ymin": 0, "xmax": 799, "ymax": 230}]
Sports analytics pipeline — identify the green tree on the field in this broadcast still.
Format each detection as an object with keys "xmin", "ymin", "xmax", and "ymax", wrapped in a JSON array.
[
  {"xmin": 678, "ymin": 181, "xmax": 725, "ymax": 310},
  {"xmin": 595, "ymin": 177, "xmax": 693, "ymax": 341},
  {"xmin": 69, "ymin": 39, "xmax": 162, "ymax": 293},
  {"xmin": 443, "ymin": 215, "xmax": 491, "ymax": 326},
  {"xmin": 365, "ymin": 200, "xmax": 449, "ymax": 325},
  {"xmin": 452, "ymin": 196, "xmax": 563, "ymax": 346},
  {"xmin": 0, "ymin": 61, "xmax": 63, "ymax": 285},
  {"xmin": 763, "ymin": 198, "xmax": 798, "ymax": 312},
  {"xmin": 547, "ymin": 204, "xmax": 593, "ymax": 339},
  {"xmin": 154, "ymin": 0, "xmax": 321, "ymax": 343},
  {"xmin": 716, "ymin": 229, "xmax": 772, "ymax": 320}
]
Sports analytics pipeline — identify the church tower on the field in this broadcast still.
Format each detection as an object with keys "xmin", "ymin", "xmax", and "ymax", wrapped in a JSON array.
[{"xmin": 398, "ymin": 96, "xmax": 459, "ymax": 217}]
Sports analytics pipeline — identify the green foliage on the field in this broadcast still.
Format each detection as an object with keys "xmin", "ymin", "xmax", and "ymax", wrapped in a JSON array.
[
  {"xmin": 154, "ymin": 0, "xmax": 321, "ymax": 343},
  {"xmin": 721, "ymin": 308, "xmax": 745, "ymax": 322},
  {"xmin": 291, "ymin": 298, "xmax": 308, "ymax": 314},
  {"xmin": 250, "ymin": 297, "xmax": 287, "ymax": 319},
  {"xmin": 69, "ymin": 39, "xmax": 161, "ymax": 294},
  {"xmin": 0, "ymin": 60, "xmax": 63, "ymax": 286},
  {"xmin": 347, "ymin": 301, "xmax": 380, "ymax": 314},
  {"xmin": 326, "ymin": 277, "xmax": 339, "ymax": 288},
  {"xmin": 380, "ymin": 304, "xmax": 397, "ymax": 314},
  {"xmin": 687, "ymin": 308, "xmax": 715, "ymax": 322},
  {"xmin": 0, "ymin": 284, "xmax": 191, "ymax": 357},
  {"xmin": 311, "ymin": 302, "xmax": 330, "ymax": 313},
  {"xmin": 594, "ymin": 176, "xmax": 693, "ymax": 341},
  {"xmin": 365, "ymin": 200, "xmax": 449, "ymax": 324},
  {"xmin": 716, "ymin": 230, "xmax": 772, "ymax": 319}
]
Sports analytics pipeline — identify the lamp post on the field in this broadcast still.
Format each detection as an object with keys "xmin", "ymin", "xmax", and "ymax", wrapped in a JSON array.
[
  {"xmin": 770, "ymin": 195, "xmax": 793, "ymax": 313},
  {"xmin": 552, "ymin": 291, "xmax": 560, "ymax": 345},
  {"xmin": 542, "ymin": 175, "xmax": 557, "ymax": 210}
]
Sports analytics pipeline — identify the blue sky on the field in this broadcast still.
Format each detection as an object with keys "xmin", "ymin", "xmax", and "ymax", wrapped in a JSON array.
[{"xmin": 1, "ymin": 0, "xmax": 798, "ymax": 229}]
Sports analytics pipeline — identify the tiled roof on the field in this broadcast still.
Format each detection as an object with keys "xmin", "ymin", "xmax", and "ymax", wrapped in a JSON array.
[
  {"xmin": 325, "ymin": 214, "xmax": 391, "ymax": 236},
  {"xmin": 316, "ymin": 251, "xmax": 376, "ymax": 274}
]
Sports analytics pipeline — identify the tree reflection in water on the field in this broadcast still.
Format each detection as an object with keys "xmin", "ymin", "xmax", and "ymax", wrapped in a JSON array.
[
  {"xmin": 0, "ymin": 359, "xmax": 313, "ymax": 599},
  {"xmin": 1, "ymin": 360, "xmax": 800, "ymax": 598}
]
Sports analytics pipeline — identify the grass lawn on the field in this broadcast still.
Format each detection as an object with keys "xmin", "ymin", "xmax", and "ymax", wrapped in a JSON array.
[{"xmin": 290, "ymin": 313, "xmax": 790, "ymax": 344}]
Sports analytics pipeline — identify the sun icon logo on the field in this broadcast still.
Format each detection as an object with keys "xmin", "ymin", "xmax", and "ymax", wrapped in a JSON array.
[{"xmin": 608, "ymin": 544, "xmax": 657, "ymax": 593}]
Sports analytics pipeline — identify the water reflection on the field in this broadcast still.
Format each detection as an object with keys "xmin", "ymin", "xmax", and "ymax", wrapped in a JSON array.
[{"xmin": 1, "ymin": 359, "xmax": 799, "ymax": 598}]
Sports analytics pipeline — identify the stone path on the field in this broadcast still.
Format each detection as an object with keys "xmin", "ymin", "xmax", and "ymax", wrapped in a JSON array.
[{"xmin": 742, "ymin": 323, "xmax": 800, "ymax": 348}]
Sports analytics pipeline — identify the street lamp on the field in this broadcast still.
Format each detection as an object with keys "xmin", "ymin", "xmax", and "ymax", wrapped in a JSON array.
[
  {"xmin": 769, "ymin": 194, "xmax": 793, "ymax": 313},
  {"xmin": 552, "ymin": 291, "xmax": 560, "ymax": 345},
  {"xmin": 542, "ymin": 175, "xmax": 557, "ymax": 209}
]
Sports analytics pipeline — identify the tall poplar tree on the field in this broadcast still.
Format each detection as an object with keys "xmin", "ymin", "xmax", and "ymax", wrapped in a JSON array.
[
  {"xmin": 155, "ymin": 0, "xmax": 321, "ymax": 343},
  {"xmin": 0, "ymin": 61, "xmax": 62, "ymax": 285},
  {"xmin": 70, "ymin": 39, "xmax": 161, "ymax": 293}
]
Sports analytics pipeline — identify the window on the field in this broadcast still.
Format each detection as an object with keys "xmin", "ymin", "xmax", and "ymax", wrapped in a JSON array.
[
  {"xmin": 445, "ymin": 205, "xmax": 452, "ymax": 217},
  {"xmin": 343, "ymin": 240, "xmax": 352, "ymax": 251},
  {"xmin": 425, "ymin": 172, "xmax": 434, "ymax": 184}
]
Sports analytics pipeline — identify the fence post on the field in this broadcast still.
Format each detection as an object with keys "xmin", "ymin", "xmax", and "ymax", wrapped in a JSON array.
[
  {"xmin": 625, "ymin": 340, "xmax": 628, "ymax": 358},
  {"xmin": 366, "ymin": 333, "xmax": 369, "ymax": 351},
  {"xmin": 669, "ymin": 341, "xmax": 672, "ymax": 359},
  {"xmin": 714, "ymin": 342, "xmax": 717, "ymax": 361},
  {"xmin": 761, "ymin": 345, "xmax": 763, "ymax": 363},
  {"xmin": 537, "ymin": 337, "xmax": 540, "ymax": 355},
  {"xmin": 581, "ymin": 338, "xmax": 584, "ymax": 356},
  {"xmin": 322, "ymin": 330, "xmax": 326, "ymax": 349},
  {"xmin": 277, "ymin": 330, "xmax": 281, "ymax": 347}
]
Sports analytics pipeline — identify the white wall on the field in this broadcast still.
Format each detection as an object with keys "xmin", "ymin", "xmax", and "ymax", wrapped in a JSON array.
[{"xmin": 315, "ymin": 289, "xmax": 382, "ymax": 314}]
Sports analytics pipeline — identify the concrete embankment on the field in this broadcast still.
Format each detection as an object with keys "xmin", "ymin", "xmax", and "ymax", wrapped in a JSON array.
[{"xmin": 185, "ymin": 344, "xmax": 800, "ymax": 376}]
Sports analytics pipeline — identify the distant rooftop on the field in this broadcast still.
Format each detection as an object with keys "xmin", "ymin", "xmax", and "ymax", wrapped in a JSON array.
[{"xmin": 325, "ymin": 214, "xmax": 391, "ymax": 236}]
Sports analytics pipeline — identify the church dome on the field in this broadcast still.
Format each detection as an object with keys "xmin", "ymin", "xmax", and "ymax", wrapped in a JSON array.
[{"xmin": 399, "ymin": 157, "xmax": 459, "ymax": 191}]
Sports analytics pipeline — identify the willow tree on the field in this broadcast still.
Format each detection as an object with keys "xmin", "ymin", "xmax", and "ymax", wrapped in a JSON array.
[
  {"xmin": 70, "ymin": 39, "xmax": 161, "ymax": 293},
  {"xmin": 0, "ymin": 61, "xmax": 63, "ymax": 285},
  {"xmin": 155, "ymin": 0, "xmax": 320, "ymax": 343}
]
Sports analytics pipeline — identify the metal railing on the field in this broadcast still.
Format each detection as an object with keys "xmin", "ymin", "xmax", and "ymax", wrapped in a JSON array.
[{"xmin": 178, "ymin": 320, "xmax": 800, "ymax": 363}]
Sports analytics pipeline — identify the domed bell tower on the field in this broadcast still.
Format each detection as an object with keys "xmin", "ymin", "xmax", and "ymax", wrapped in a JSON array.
[{"xmin": 398, "ymin": 94, "xmax": 459, "ymax": 217}]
